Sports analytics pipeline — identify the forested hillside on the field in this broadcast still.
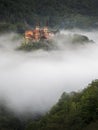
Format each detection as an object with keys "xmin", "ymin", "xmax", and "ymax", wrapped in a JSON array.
[
  {"xmin": 0, "ymin": 0, "xmax": 98, "ymax": 31},
  {"xmin": 1, "ymin": 0, "xmax": 98, "ymax": 21},
  {"xmin": 0, "ymin": 80, "xmax": 98, "ymax": 130},
  {"xmin": 25, "ymin": 80, "xmax": 98, "ymax": 130}
]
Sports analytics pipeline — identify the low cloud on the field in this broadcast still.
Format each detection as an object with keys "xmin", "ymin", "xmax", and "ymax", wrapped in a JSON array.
[{"xmin": 0, "ymin": 30, "xmax": 98, "ymax": 114}]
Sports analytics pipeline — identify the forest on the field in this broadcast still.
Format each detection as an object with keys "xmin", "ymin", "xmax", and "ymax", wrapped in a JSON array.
[
  {"xmin": 0, "ymin": 80, "xmax": 98, "ymax": 130},
  {"xmin": 0, "ymin": 1, "xmax": 98, "ymax": 130},
  {"xmin": 0, "ymin": 0, "xmax": 98, "ymax": 32}
]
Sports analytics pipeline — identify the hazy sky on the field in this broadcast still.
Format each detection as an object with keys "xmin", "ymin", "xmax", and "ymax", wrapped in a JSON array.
[{"xmin": 0, "ymin": 30, "xmax": 98, "ymax": 114}]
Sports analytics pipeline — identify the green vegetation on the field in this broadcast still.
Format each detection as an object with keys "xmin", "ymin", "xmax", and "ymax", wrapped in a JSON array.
[
  {"xmin": 0, "ymin": 0, "xmax": 98, "ymax": 32},
  {"xmin": 0, "ymin": 102, "xmax": 24, "ymax": 130},
  {"xmin": 0, "ymin": 80, "xmax": 98, "ymax": 130},
  {"xmin": 71, "ymin": 34, "xmax": 94, "ymax": 43},
  {"xmin": 17, "ymin": 40, "xmax": 54, "ymax": 51},
  {"xmin": 83, "ymin": 121, "xmax": 98, "ymax": 130},
  {"xmin": 25, "ymin": 79, "xmax": 98, "ymax": 130},
  {"xmin": 17, "ymin": 34, "xmax": 93, "ymax": 51}
]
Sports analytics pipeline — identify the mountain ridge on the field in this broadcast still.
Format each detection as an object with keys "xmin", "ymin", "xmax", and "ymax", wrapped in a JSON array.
[{"xmin": 0, "ymin": 0, "xmax": 98, "ymax": 25}]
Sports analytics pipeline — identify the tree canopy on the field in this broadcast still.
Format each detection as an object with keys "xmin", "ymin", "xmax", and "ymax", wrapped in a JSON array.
[{"xmin": 0, "ymin": 79, "xmax": 98, "ymax": 130}]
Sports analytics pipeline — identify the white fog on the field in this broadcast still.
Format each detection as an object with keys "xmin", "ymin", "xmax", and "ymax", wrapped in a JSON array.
[{"xmin": 0, "ymin": 30, "xmax": 98, "ymax": 114}]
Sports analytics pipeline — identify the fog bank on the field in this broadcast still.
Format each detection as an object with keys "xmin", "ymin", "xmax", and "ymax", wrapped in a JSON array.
[{"xmin": 0, "ymin": 30, "xmax": 98, "ymax": 114}]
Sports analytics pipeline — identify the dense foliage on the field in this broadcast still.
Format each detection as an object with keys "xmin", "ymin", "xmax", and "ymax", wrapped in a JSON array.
[
  {"xmin": 0, "ymin": 102, "xmax": 24, "ymax": 130},
  {"xmin": 0, "ymin": 0, "xmax": 98, "ymax": 21},
  {"xmin": 17, "ymin": 34, "xmax": 93, "ymax": 51},
  {"xmin": 0, "ymin": 0, "xmax": 98, "ymax": 31},
  {"xmin": 0, "ymin": 80, "xmax": 98, "ymax": 130},
  {"xmin": 18, "ymin": 40, "xmax": 55, "ymax": 51},
  {"xmin": 25, "ymin": 79, "xmax": 98, "ymax": 130}
]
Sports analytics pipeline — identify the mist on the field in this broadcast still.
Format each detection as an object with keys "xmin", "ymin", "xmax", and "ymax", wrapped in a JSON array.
[{"xmin": 0, "ymin": 30, "xmax": 98, "ymax": 114}]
